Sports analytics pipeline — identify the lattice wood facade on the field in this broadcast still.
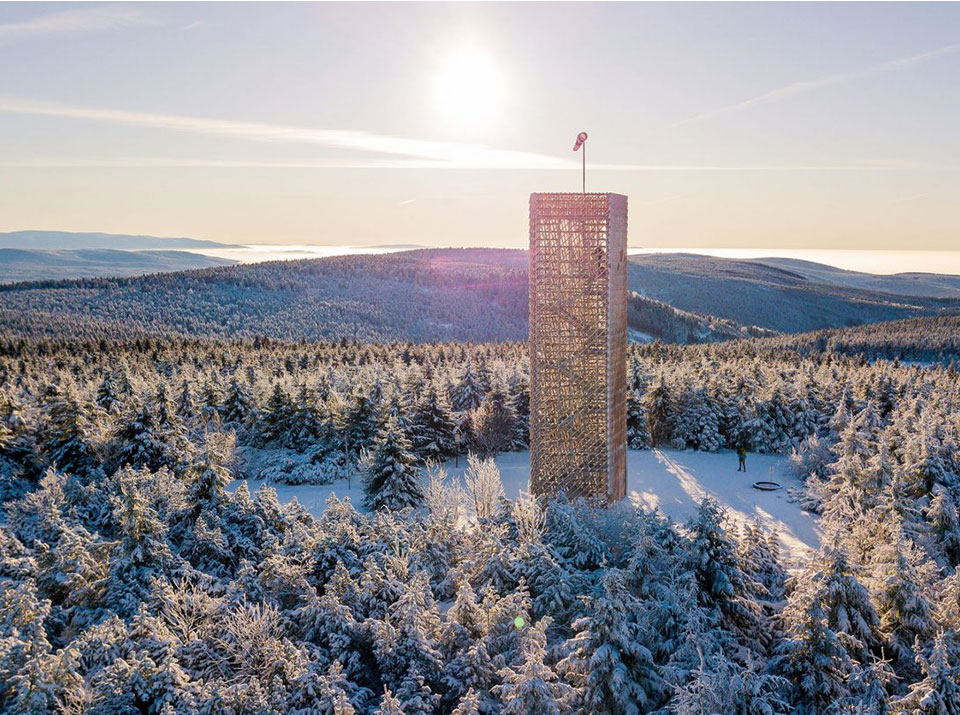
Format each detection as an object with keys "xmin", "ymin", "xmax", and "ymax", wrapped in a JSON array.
[{"xmin": 529, "ymin": 193, "xmax": 628, "ymax": 503}]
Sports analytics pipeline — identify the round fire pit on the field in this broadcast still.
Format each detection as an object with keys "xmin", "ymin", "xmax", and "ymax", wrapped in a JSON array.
[{"xmin": 752, "ymin": 481, "xmax": 782, "ymax": 492}]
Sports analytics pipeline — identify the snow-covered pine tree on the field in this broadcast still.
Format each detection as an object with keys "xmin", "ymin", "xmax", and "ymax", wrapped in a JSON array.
[
  {"xmin": 685, "ymin": 498, "xmax": 763, "ymax": 648},
  {"xmin": 873, "ymin": 527, "xmax": 939, "ymax": 676},
  {"xmin": 891, "ymin": 631, "xmax": 960, "ymax": 715},
  {"xmin": 363, "ymin": 413, "xmax": 424, "ymax": 511},
  {"xmin": 812, "ymin": 546, "xmax": 884, "ymax": 664},
  {"xmin": 469, "ymin": 382, "xmax": 522, "ymax": 458},
  {"xmin": 96, "ymin": 373, "xmax": 121, "ymax": 414},
  {"xmin": 451, "ymin": 364, "xmax": 485, "ymax": 413},
  {"xmin": 928, "ymin": 488, "xmax": 960, "ymax": 568},
  {"xmin": 37, "ymin": 389, "xmax": 100, "ymax": 479},
  {"xmin": 771, "ymin": 592, "xmax": 856, "ymax": 712},
  {"xmin": 108, "ymin": 387, "xmax": 192, "ymax": 475},
  {"xmin": 106, "ymin": 472, "xmax": 177, "ymax": 614},
  {"xmin": 492, "ymin": 617, "xmax": 574, "ymax": 714},
  {"xmin": 344, "ymin": 388, "xmax": 379, "ymax": 459},
  {"xmin": 626, "ymin": 388, "xmax": 651, "ymax": 449},
  {"xmin": 558, "ymin": 569, "xmax": 666, "ymax": 713},
  {"xmin": 370, "ymin": 572, "xmax": 442, "ymax": 712},
  {"xmin": 411, "ymin": 385, "xmax": 457, "ymax": 464},
  {"xmin": 644, "ymin": 375, "xmax": 673, "ymax": 447},
  {"xmin": 220, "ymin": 378, "xmax": 256, "ymax": 430},
  {"xmin": 258, "ymin": 382, "xmax": 295, "ymax": 448}
]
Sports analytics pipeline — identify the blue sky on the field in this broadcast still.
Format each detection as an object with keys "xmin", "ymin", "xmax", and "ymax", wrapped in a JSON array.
[{"xmin": 0, "ymin": 2, "xmax": 958, "ymax": 249}]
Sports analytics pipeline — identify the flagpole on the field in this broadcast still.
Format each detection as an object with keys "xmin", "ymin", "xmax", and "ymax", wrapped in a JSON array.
[{"xmin": 573, "ymin": 131, "xmax": 588, "ymax": 193}]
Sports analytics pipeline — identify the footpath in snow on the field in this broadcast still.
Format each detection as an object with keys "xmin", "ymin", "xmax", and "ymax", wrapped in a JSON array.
[{"xmin": 230, "ymin": 448, "xmax": 820, "ymax": 567}]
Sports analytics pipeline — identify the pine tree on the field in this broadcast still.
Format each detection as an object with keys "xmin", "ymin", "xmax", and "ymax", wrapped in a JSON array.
[
  {"xmin": 470, "ymin": 382, "xmax": 522, "ymax": 458},
  {"xmin": 96, "ymin": 373, "xmax": 121, "ymax": 414},
  {"xmin": 451, "ymin": 364, "xmax": 484, "ymax": 412},
  {"xmin": 411, "ymin": 385, "xmax": 457, "ymax": 464},
  {"xmin": 626, "ymin": 389, "xmax": 650, "ymax": 449},
  {"xmin": 363, "ymin": 413, "xmax": 424, "ymax": 511},
  {"xmin": 686, "ymin": 498, "xmax": 762, "ymax": 645},
  {"xmin": 344, "ymin": 388, "xmax": 379, "ymax": 458},
  {"xmin": 37, "ymin": 389, "xmax": 100, "ymax": 479},
  {"xmin": 891, "ymin": 631, "xmax": 960, "ymax": 715},
  {"xmin": 873, "ymin": 529, "xmax": 938, "ymax": 675},
  {"xmin": 928, "ymin": 488, "xmax": 960, "ymax": 568},
  {"xmin": 772, "ymin": 594, "xmax": 855, "ymax": 713},
  {"xmin": 371, "ymin": 573, "xmax": 442, "ymax": 711},
  {"xmin": 558, "ymin": 570, "xmax": 666, "ymax": 713},
  {"xmin": 109, "ymin": 387, "xmax": 192, "ymax": 475},
  {"xmin": 815, "ymin": 546, "xmax": 884, "ymax": 664},
  {"xmin": 221, "ymin": 378, "xmax": 256, "ymax": 430},
  {"xmin": 258, "ymin": 383, "xmax": 295, "ymax": 447},
  {"xmin": 644, "ymin": 376, "xmax": 673, "ymax": 447},
  {"xmin": 106, "ymin": 472, "xmax": 176, "ymax": 614},
  {"xmin": 492, "ymin": 617, "xmax": 574, "ymax": 714}
]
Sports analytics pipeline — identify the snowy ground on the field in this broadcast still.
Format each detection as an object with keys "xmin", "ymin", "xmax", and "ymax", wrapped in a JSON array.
[{"xmin": 229, "ymin": 448, "xmax": 820, "ymax": 567}]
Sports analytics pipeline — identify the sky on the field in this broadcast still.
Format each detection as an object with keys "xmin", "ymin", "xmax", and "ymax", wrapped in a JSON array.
[{"xmin": 0, "ymin": 1, "xmax": 958, "ymax": 251}]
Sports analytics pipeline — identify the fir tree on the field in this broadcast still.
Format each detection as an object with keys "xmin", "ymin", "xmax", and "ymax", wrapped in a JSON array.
[
  {"xmin": 221, "ymin": 378, "xmax": 256, "ymax": 429},
  {"xmin": 644, "ymin": 376, "xmax": 673, "ymax": 447},
  {"xmin": 411, "ymin": 385, "xmax": 458, "ymax": 464},
  {"xmin": 451, "ymin": 364, "xmax": 485, "ymax": 413},
  {"xmin": 363, "ymin": 413, "xmax": 424, "ymax": 511},
  {"xmin": 493, "ymin": 617, "xmax": 574, "ymax": 714},
  {"xmin": 772, "ymin": 595, "xmax": 855, "ymax": 713},
  {"xmin": 558, "ymin": 570, "xmax": 666, "ymax": 713},
  {"xmin": 891, "ymin": 631, "xmax": 960, "ymax": 715},
  {"xmin": 37, "ymin": 389, "xmax": 100, "ymax": 479},
  {"xmin": 626, "ymin": 389, "xmax": 651, "ymax": 449}
]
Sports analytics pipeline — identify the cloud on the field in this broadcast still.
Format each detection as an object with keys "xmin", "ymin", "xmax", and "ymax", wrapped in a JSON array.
[
  {"xmin": 0, "ymin": 96, "xmax": 574, "ymax": 170},
  {"xmin": 681, "ymin": 42, "xmax": 960, "ymax": 124},
  {"xmin": 0, "ymin": 7, "xmax": 157, "ymax": 42}
]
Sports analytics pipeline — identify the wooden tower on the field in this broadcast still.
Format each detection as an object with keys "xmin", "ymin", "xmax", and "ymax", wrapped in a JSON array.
[{"xmin": 528, "ymin": 193, "xmax": 628, "ymax": 503}]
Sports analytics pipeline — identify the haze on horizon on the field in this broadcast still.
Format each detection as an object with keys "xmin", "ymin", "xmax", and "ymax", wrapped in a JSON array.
[{"xmin": 0, "ymin": 2, "xmax": 958, "ymax": 252}]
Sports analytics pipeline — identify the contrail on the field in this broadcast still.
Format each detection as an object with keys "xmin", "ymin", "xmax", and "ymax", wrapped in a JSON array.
[{"xmin": 681, "ymin": 42, "xmax": 960, "ymax": 125}]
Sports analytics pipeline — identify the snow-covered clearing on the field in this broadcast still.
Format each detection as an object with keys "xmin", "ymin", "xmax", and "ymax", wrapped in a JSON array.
[{"xmin": 229, "ymin": 448, "xmax": 820, "ymax": 567}]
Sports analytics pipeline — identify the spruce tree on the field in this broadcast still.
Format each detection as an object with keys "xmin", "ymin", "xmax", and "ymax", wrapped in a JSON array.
[
  {"xmin": 772, "ymin": 595, "xmax": 855, "ymax": 712},
  {"xmin": 558, "ymin": 570, "xmax": 666, "ymax": 713},
  {"xmin": 626, "ymin": 389, "xmax": 651, "ymax": 449},
  {"xmin": 492, "ymin": 617, "xmax": 574, "ymax": 714},
  {"xmin": 411, "ymin": 386, "xmax": 457, "ymax": 464},
  {"xmin": 892, "ymin": 631, "xmax": 960, "ymax": 715},
  {"xmin": 37, "ymin": 389, "xmax": 100, "ymax": 479},
  {"xmin": 363, "ymin": 413, "xmax": 424, "ymax": 511}
]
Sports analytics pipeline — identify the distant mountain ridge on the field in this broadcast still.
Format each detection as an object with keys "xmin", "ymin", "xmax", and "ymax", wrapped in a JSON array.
[
  {"xmin": 0, "ymin": 248, "xmax": 234, "ymax": 283},
  {"xmin": 749, "ymin": 256, "xmax": 960, "ymax": 298},
  {"xmin": 0, "ymin": 230, "xmax": 239, "ymax": 250},
  {"xmin": 626, "ymin": 253, "xmax": 960, "ymax": 333},
  {"xmin": 1, "ymin": 247, "xmax": 958, "ymax": 344}
]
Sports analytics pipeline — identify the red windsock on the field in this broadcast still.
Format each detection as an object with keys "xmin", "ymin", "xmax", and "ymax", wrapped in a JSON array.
[{"xmin": 573, "ymin": 131, "xmax": 588, "ymax": 151}]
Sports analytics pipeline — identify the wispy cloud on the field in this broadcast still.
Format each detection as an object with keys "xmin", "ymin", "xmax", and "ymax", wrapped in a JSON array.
[
  {"xmin": 1, "ymin": 97, "xmax": 955, "ymax": 173},
  {"xmin": 0, "ymin": 7, "xmax": 157, "ymax": 43},
  {"xmin": 0, "ymin": 96, "xmax": 573, "ymax": 170},
  {"xmin": 681, "ymin": 42, "xmax": 960, "ymax": 124}
]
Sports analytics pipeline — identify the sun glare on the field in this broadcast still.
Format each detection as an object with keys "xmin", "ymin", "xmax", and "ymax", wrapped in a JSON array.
[{"xmin": 433, "ymin": 47, "xmax": 505, "ymax": 131}]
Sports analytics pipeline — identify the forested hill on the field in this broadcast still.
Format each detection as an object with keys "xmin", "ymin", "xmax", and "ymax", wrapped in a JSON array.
[
  {"xmin": 627, "ymin": 253, "xmax": 960, "ymax": 333},
  {"xmin": 0, "ymin": 247, "xmax": 956, "ymax": 343},
  {"xmin": 773, "ymin": 315, "xmax": 960, "ymax": 363}
]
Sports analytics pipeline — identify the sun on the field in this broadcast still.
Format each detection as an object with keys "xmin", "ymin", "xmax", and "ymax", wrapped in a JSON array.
[{"xmin": 433, "ymin": 47, "xmax": 505, "ymax": 131}]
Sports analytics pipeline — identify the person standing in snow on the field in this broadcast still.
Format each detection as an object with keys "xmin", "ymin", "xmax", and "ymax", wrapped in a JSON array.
[{"xmin": 737, "ymin": 446, "xmax": 747, "ymax": 472}]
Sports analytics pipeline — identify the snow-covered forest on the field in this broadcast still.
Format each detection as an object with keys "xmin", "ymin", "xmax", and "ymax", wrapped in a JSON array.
[{"xmin": 2, "ymin": 334, "xmax": 960, "ymax": 712}]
